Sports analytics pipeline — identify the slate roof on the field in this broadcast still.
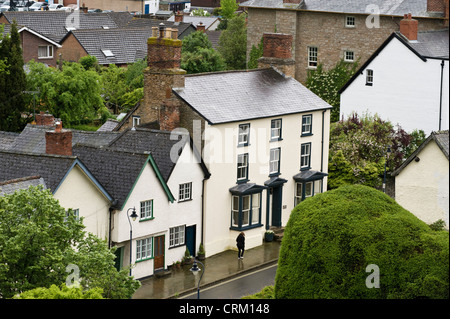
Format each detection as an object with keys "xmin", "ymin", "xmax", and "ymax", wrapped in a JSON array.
[
  {"xmin": 125, "ymin": 19, "xmax": 195, "ymax": 39},
  {"xmin": 0, "ymin": 176, "xmax": 46, "ymax": 197},
  {"xmin": 69, "ymin": 27, "xmax": 154, "ymax": 65},
  {"xmin": 407, "ymin": 29, "xmax": 449, "ymax": 59},
  {"xmin": 173, "ymin": 68, "xmax": 332, "ymax": 125},
  {"xmin": 0, "ymin": 150, "xmax": 76, "ymax": 192},
  {"xmin": 392, "ymin": 130, "xmax": 449, "ymax": 176},
  {"xmin": 1, "ymin": 11, "xmax": 132, "ymax": 42},
  {"xmin": 0, "ymin": 124, "xmax": 120, "ymax": 154},
  {"xmin": 72, "ymin": 144, "xmax": 151, "ymax": 210},
  {"xmin": 107, "ymin": 128, "xmax": 192, "ymax": 182},
  {"xmin": 240, "ymin": 0, "xmax": 446, "ymax": 17},
  {"xmin": 167, "ymin": 15, "xmax": 220, "ymax": 30}
]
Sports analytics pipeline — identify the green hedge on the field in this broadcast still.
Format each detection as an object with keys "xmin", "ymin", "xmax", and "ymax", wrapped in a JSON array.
[{"xmin": 275, "ymin": 185, "xmax": 449, "ymax": 299}]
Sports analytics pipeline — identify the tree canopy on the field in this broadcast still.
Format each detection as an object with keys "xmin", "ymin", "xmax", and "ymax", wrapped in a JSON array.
[
  {"xmin": 217, "ymin": 14, "xmax": 247, "ymax": 70},
  {"xmin": 275, "ymin": 184, "xmax": 449, "ymax": 299},
  {"xmin": 0, "ymin": 186, "xmax": 140, "ymax": 299}
]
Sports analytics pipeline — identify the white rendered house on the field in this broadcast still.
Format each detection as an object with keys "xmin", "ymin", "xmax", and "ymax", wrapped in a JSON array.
[{"xmin": 340, "ymin": 15, "xmax": 449, "ymax": 135}]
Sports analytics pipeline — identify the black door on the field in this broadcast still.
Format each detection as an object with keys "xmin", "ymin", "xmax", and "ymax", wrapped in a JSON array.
[
  {"xmin": 271, "ymin": 186, "xmax": 282, "ymax": 227},
  {"xmin": 185, "ymin": 225, "xmax": 196, "ymax": 257}
]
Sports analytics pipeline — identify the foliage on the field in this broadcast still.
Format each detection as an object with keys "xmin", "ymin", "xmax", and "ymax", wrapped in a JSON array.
[
  {"xmin": 275, "ymin": 184, "xmax": 449, "ymax": 299},
  {"xmin": 99, "ymin": 64, "xmax": 128, "ymax": 111},
  {"xmin": 191, "ymin": 8, "xmax": 211, "ymax": 16},
  {"xmin": 220, "ymin": 0, "xmax": 239, "ymax": 20},
  {"xmin": 217, "ymin": 14, "xmax": 247, "ymax": 70},
  {"xmin": 328, "ymin": 113, "xmax": 424, "ymax": 189},
  {"xmin": 181, "ymin": 31, "xmax": 226, "ymax": 74},
  {"xmin": 0, "ymin": 186, "xmax": 140, "ymax": 299},
  {"xmin": 306, "ymin": 59, "xmax": 359, "ymax": 122},
  {"xmin": 247, "ymin": 37, "xmax": 264, "ymax": 69},
  {"xmin": 14, "ymin": 284, "xmax": 104, "ymax": 299},
  {"xmin": 26, "ymin": 61, "xmax": 103, "ymax": 126},
  {"xmin": 79, "ymin": 55, "xmax": 99, "ymax": 71},
  {"xmin": 242, "ymin": 286, "xmax": 274, "ymax": 299},
  {"xmin": 0, "ymin": 21, "xmax": 27, "ymax": 132}
]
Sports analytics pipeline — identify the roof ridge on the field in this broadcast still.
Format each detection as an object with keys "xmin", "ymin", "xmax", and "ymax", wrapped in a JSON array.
[
  {"xmin": 184, "ymin": 67, "xmax": 272, "ymax": 78},
  {"xmin": 73, "ymin": 142, "xmax": 151, "ymax": 156},
  {"xmin": 0, "ymin": 148, "xmax": 77, "ymax": 159}
]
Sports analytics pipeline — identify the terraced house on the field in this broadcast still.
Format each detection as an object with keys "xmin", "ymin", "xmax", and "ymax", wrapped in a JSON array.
[
  {"xmin": 241, "ymin": 0, "xmax": 449, "ymax": 83},
  {"xmin": 117, "ymin": 25, "xmax": 332, "ymax": 257}
]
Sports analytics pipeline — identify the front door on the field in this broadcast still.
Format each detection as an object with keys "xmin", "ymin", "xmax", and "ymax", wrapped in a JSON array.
[
  {"xmin": 185, "ymin": 225, "xmax": 196, "ymax": 257},
  {"xmin": 271, "ymin": 186, "xmax": 282, "ymax": 227},
  {"xmin": 154, "ymin": 235, "xmax": 165, "ymax": 271}
]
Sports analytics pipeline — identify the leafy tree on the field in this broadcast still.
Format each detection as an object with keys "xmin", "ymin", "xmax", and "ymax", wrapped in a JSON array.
[
  {"xmin": 220, "ymin": 0, "xmax": 238, "ymax": 20},
  {"xmin": 0, "ymin": 21, "xmax": 27, "ymax": 132},
  {"xmin": 247, "ymin": 37, "xmax": 263, "ymax": 69},
  {"xmin": 26, "ymin": 61, "xmax": 103, "ymax": 126},
  {"xmin": 275, "ymin": 184, "xmax": 449, "ymax": 299},
  {"xmin": 181, "ymin": 31, "xmax": 226, "ymax": 74},
  {"xmin": 79, "ymin": 55, "xmax": 100, "ymax": 71},
  {"xmin": 306, "ymin": 59, "xmax": 359, "ymax": 122},
  {"xmin": 14, "ymin": 284, "xmax": 104, "ymax": 299},
  {"xmin": 0, "ymin": 186, "xmax": 140, "ymax": 299},
  {"xmin": 99, "ymin": 64, "xmax": 128, "ymax": 112},
  {"xmin": 217, "ymin": 14, "xmax": 247, "ymax": 70},
  {"xmin": 328, "ymin": 113, "xmax": 424, "ymax": 189}
]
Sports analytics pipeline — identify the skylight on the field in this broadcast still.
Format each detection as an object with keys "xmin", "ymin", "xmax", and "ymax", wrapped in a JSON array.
[{"xmin": 102, "ymin": 49, "xmax": 115, "ymax": 58}]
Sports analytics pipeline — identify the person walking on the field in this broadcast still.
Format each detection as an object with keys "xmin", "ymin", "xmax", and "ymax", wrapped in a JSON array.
[{"xmin": 236, "ymin": 232, "xmax": 245, "ymax": 260}]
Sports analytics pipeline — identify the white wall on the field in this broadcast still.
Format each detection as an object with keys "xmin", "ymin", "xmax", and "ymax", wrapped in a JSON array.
[
  {"xmin": 54, "ymin": 164, "xmax": 111, "ymax": 240},
  {"xmin": 112, "ymin": 143, "xmax": 204, "ymax": 279},
  {"xmin": 340, "ymin": 37, "xmax": 449, "ymax": 135},
  {"xmin": 395, "ymin": 140, "xmax": 449, "ymax": 228},
  {"xmin": 202, "ymin": 110, "xmax": 330, "ymax": 257}
]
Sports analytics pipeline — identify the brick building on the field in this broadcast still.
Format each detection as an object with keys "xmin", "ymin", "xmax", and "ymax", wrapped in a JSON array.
[{"xmin": 241, "ymin": 0, "xmax": 449, "ymax": 83}]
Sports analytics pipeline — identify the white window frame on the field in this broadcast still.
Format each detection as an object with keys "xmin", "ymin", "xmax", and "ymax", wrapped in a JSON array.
[
  {"xmin": 38, "ymin": 45, "xmax": 53, "ymax": 59},
  {"xmin": 238, "ymin": 123, "xmax": 250, "ymax": 146},
  {"xmin": 179, "ymin": 182, "xmax": 192, "ymax": 202},
  {"xmin": 140, "ymin": 199, "xmax": 153, "ymax": 220},
  {"xmin": 169, "ymin": 225, "xmax": 185, "ymax": 248},
  {"xmin": 136, "ymin": 237, "xmax": 153, "ymax": 261},
  {"xmin": 308, "ymin": 46, "xmax": 318, "ymax": 68},
  {"xmin": 237, "ymin": 153, "xmax": 249, "ymax": 181},
  {"xmin": 241, "ymin": 195, "xmax": 250, "ymax": 227},
  {"xmin": 270, "ymin": 119, "xmax": 282, "ymax": 140},
  {"xmin": 251, "ymin": 193, "xmax": 260, "ymax": 225},
  {"xmin": 269, "ymin": 148, "xmax": 280, "ymax": 175},
  {"xmin": 300, "ymin": 143, "xmax": 311, "ymax": 169},
  {"xmin": 345, "ymin": 16, "xmax": 355, "ymax": 28},
  {"xmin": 344, "ymin": 50, "xmax": 355, "ymax": 62},
  {"xmin": 295, "ymin": 182, "xmax": 302, "ymax": 206},
  {"xmin": 302, "ymin": 114, "xmax": 312, "ymax": 135},
  {"xmin": 231, "ymin": 195, "xmax": 240, "ymax": 228}
]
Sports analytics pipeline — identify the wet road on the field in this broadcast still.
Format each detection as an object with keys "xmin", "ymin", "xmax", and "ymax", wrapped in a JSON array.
[{"xmin": 181, "ymin": 264, "xmax": 277, "ymax": 299}]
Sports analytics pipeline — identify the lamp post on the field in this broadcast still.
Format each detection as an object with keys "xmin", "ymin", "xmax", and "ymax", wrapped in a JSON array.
[
  {"xmin": 127, "ymin": 207, "xmax": 138, "ymax": 276},
  {"xmin": 190, "ymin": 259, "xmax": 205, "ymax": 299},
  {"xmin": 383, "ymin": 146, "xmax": 391, "ymax": 194}
]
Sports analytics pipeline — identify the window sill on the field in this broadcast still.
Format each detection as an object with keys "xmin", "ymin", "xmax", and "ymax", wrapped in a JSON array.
[
  {"xmin": 365, "ymin": 83, "xmax": 373, "ymax": 86},
  {"xmin": 169, "ymin": 243, "xmax": 186, "ymax": 250},
  {"xmin": 38, "ymin": 57, "xmax": 53, "ymax": 59},
  {"xmin": 236, "ymin": 178, "xmax": 249, "ymax": 184},
  {"xmin": 136, "ymin": 257, "xmax": 154, "ymax": 263},
  {"xmin": 270, "ymin": 138, "xmax": 283, "ymax": 142},
  {"xmin": 269, "ymin": 172, "xmax": 281, "ymax": 177},
  {"xmin": 301, "ymin": 133, "xmax": 313, "ymax": 137},
  {"xmin": 300, "ymin": 167, "xmax": 311, "ymax": 171},
  {"xmin": 237, "ymin": 143, "xmax": 250, "ymax": 148},
  {"xmin": 178, "ymin": 198, "xmax": 193, "ymax": 203},
  {"xmin": 139, "ymin": 217, "xmax": 155, "ymax": 222}
]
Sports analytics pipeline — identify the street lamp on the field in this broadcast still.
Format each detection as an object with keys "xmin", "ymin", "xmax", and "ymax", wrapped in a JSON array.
[
  {"xmin": 190, "ymin": 259, "xmax": 205, "ymax": 299},
  {"xmin": 383, "ymin": 146, "xmax": 391, "ymax": 193},
  {"xmin": 127, "ymin": 207, "xmax": 138, "ymax": 276}
]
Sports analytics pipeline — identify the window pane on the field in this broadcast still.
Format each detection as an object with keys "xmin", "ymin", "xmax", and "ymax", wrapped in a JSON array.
[
  {"xmin": 314, "ymin": 180, "xmax": 322, "ymax": 195},
  {"xmin": 305, "ymin": 182, "xmax": 313, "ymax": 197},
  {"xmin": 251, "ymin": 193, "xmax": 260, "ymax": 224},
  {"xmin": 38, "ymin": 46, "xmax": 47, "ymax": 58},
  {"xmin": 242, "ymin": 195, "xmax": 250, "ymax": 210},
  {"xmin": 232, "ymin": 211, "xmax": 239, "ymax": 227}
]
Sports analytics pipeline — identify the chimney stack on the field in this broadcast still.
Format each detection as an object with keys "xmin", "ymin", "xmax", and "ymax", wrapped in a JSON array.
[
  {"xmin": 196, "ymin": 22, "xmax": 206, "ymax": 33},
  {"xmin": 258, "ymin": 33, "xmax": 296, "ymax": 77},
  {"xmin": 147, "ymin": 23, "xmax": 183, "ymax": 69},
  {"xmin": 174, "ymin": 11, "xmax": 184, "ymax": 23},
  {"xmin": 45, "ymin": 121, "xmax": 73, "ymax": 156},
  {"xmin": 399, "ymin": 13, "xmax": 418, "ymax": 41},
  {"xmin": 34, "ymin": 111, "xmax": 56, "ymax": 126}
]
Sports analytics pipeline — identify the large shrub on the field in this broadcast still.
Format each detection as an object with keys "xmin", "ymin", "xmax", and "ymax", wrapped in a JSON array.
[{"xmin": 275, "ymin": 185, "xmax": 449, "ymax": 299}]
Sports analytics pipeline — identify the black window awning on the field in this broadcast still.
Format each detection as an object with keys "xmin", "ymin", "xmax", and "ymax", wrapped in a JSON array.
[
  {"xmin": 264, "ymin": 176, "xmax": 288, "ymax": 187},
  {"xmin": 229, "ymin": 183, "xmax": 267, "ymax": 195},
  {"xmin": 293, "ymin": 170, "xmax": 328, "ymax": 182}
]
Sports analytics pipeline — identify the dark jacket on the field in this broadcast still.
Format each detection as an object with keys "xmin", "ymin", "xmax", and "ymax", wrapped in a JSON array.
[{"xmin": 236, "ymin": 233, "xmax": 245, "ymax": 248}]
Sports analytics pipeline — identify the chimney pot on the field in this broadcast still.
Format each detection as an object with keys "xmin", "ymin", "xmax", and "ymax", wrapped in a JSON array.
[
  {"xmin": 175, "ymin": 11, "xmax": 184, "ymax": 23},
  {"xmin": 159, "ymin": 23, "xmax": 165, "ymax": 38},
  {"xmin": 196, "ymin": 22, "xmax": 206, "ymax": 33}
]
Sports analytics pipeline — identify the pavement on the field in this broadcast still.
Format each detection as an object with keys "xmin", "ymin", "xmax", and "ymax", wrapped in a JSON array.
[{"xmin": 132, "ymin": 240, "xmax": 281, "ymax": 299}]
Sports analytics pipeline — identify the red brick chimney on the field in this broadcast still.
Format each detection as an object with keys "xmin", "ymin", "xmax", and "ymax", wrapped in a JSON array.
[
  {"xmin": 427, "ymin": 0, "xmax": 445, "ymax": 12},
  {"xmin": 196, "ymin": 22, "xmax": 206, "ymax": 33},
  {"xmin": 34, "ymin": 111, "xmax": 56, "ymax": 126},
  {"xmin": 174, "ymin": 11, "xmax": 184, "ymax": 23},
  {"xmin": 258, "ymin": 33, "xmax": 296, "ymax": 77},
  {"xmin": 399, "ymin": 13, "xmax": 418, "ymax": 41},
  {"xmin": 45, "ymin": 122, "xmax": 73, "ymax": 156}
]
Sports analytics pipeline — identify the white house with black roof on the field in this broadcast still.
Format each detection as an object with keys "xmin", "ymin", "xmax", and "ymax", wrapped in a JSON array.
[{"xmin": 340, "ymin": 14, "xmax": 449, "ymax": 134}]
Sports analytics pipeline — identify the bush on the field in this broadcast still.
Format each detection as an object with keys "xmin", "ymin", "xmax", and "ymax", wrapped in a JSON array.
[
  {"xmin": 275, "ymin": 185, "xmax": 449, "ymax": 299},
  {"xmin": 14, "ymin": 284, "xmax": 104, "ymax": 299}
]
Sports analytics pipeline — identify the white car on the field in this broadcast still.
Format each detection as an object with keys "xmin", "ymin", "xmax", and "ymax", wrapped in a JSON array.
[
  {"xmin": 28, "ymin": 1, "xmax": 46, "ymax": 11},
  {"xmin": 48, "ymin": 3, "xmax": 62, "ymax": 10}
]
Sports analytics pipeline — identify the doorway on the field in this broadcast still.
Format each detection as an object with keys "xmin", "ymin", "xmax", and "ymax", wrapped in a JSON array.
[
  {"xmin": 271, "ymin": 186, "xmax": 282, "ymax": 227},
  {"xmin": 154, "ymin": 235, "xmax": 165, "ymax": 271},
  {"xmin": 185, "ymin": 225, "xmax": 196, "ymax": 257}
]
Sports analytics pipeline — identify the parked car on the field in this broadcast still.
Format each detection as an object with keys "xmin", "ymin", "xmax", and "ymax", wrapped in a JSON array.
[
  {"xmin": 28, "ymin": 1, "xmax": 46, "ymax": 11},
  {"xmin": 48, "ymin": 3, "xmax": 62, "ymax": 10},
  {"xmin": 0, "ymin": 0, "xmax": 10, "ymax": 11}
]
